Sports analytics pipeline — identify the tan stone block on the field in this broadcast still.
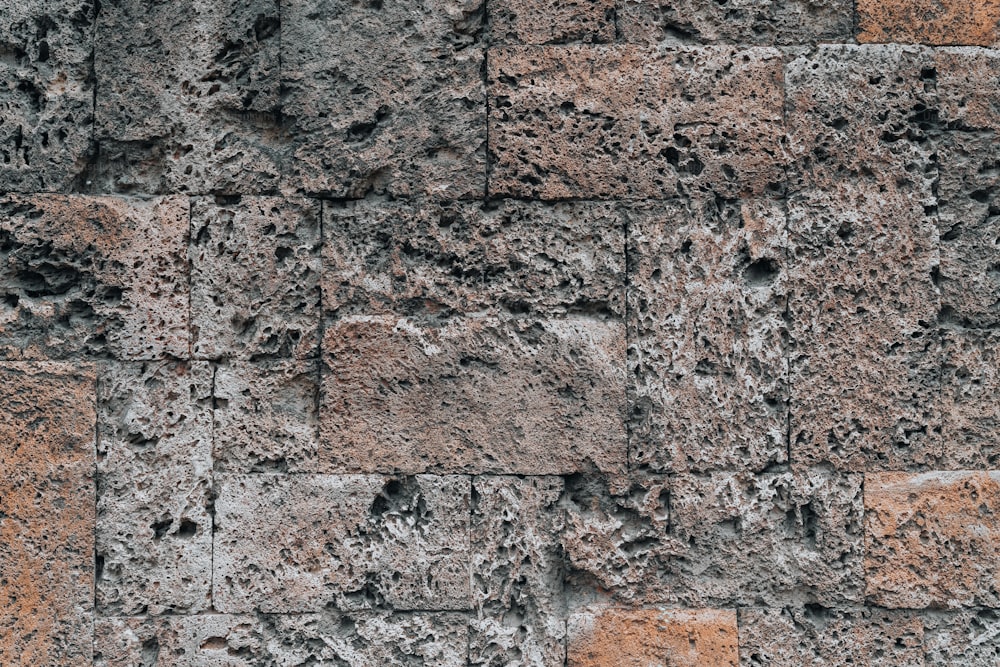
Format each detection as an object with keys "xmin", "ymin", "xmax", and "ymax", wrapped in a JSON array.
[
  {"xmin": 490, "ymin": 0, "xmax": 615, "ymax": 44},
  {"xmin": 96, "ymin": 361, "xmax": 214, "ymax": 615},
  {"xmin": 488, "ymin": 45, "xmax": 785, "ymax": 200},
  {"xmin": 191, "ymin": 197, "xmax": 321, "ymax": 360},
  {"xmin": 0, "ymin": 363, "xmax": 95, "ymax": 665},
  {"xmin": 94, "ymin": 615, "xmax": 264, "ymax": 667},
  {"xmin": 738, "ymin": 607, "xmax": 923, "ymax": 667},
  {"xmin": 628, "ymin": 196, "xmax": 787, "ymax": 473},
  {"xmin": 213, "ymin": 360, "xmax": 319, "ymax": 473},
  {"xmin": 857, "ymin": 0, "xmax": 1000, "ymax": 46},
  {"xmin": 0, "ymin": 195, "xmax": 189, "ymax": 360},
  {"xmin": 567, "ymin": 607, "xmax": 738, "ymax": 667},
  {"xmin": 213, "ymin": 474, "xmax": 471, "ymax": 612},
  {"xmin": 865, "ymin": 471, "xmax": 1000, "ymax": 608}
]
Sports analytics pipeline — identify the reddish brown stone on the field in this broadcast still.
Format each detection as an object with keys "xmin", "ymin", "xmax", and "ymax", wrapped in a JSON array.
[
  {"xmin": 0, "ymin": 363, "xmax": 95, "ymax": 665},
  {"xmin": 490, "ymin": 0, "xmax": 615, "ymax": 43},
  {"xmin": 857, "ymin": 0, "xmax": 1000, "ymax": 46},
  {"xmin": 865, "ymin": 471, "xmax": 1000, "ymax": 608},
  {"xmin": 567, "ymin": 607, "xmax": 738, "ymax": 667}
]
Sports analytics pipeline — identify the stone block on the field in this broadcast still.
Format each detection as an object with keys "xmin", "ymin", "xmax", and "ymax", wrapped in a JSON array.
[
  {"xmin": 939, "ymin": 331, "xmax": 1000, "ymax": 467},
  {"xmin": 92, "ymin": 0, "xmax": 282, "ymax": 194},
  {"xmin": 857, "ymin": 0, "xmax": 1000, "ymax": 46},
  {"xmin": 618, "ymin": 0, "xmax": 853, "ymax": 46},
  {"xmin": 470, "ymin": 476, "xmax": 565, "ymax": 666},
  {"xmin": 489, "ymin": 0, "xmax": 615, "ymax": 44},
  {"xmin": 94, "ymin": 615, "xmax": 264, "ymax": 667},
  {"xmin": 488, "ymin": 45, "xmax": 785, "ymax": 199},
  {"xmin": 281, "ymin": 0, "xmax": 485, "ymax": 198},
  {"xmin": 562, "ymin": 471, "xmax": 863, "ymax": 606},
  {"xmin": 628, "ymin": 196, "xmax": 788, "ymax": 473},
  {"xmin": 191, "ymin": 196, "xmax": 321, "ymax": 360},
  {"xmin": 0, "ymin": 195, "xmax": 189, "ymax": 360},
  {"xmin": 96, "ymin": 361, "xmax": 214, "ymax": 615},
  {"xmin": 865, "ymin": 471, "xmax": 1000, "ymax": 608},
  {"xmin": 212, "ymin": 360, "xmax": 319, "ymax": 473},
  {"xmin": 0, "ymin": 0, "xmax": 94, "ymax": 192},
  {"xmin": 567, "ymin": 607, "xmax": 739, "ymax": 666},
  {"xmin": 738, "ymin": 607, "xmax": 922, "ymax": 666},
  {"xmin": 213, "ymin": 474, "xmax": 471, "ymax": 612},
  {"xmin": 0, "ymin": 363, "xmax": 95, "ymax": 665},
  {"xmin": 923, "ymin": 610, "xmax": 1000, "ymax": 666}
]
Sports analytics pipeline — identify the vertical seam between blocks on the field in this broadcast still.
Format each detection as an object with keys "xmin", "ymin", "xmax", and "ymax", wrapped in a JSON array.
[{"xmin": 209, "ymin": 361, "xmax": 218, "ymax": 611}]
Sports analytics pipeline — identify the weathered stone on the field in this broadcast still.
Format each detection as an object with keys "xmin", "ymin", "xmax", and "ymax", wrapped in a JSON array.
[
  {"xmin": 214, "ymin": 474, "xmax": 471, "ymax": 612},
  {"xmin": 0, "ymin": 363, "xmax": 95, "ymax": 665},
  {"xmin": 0, "ymin": 195, "xmax": 189, "ymax": 360},
  {"xmin": 96, "ymin": 361, "xmax": 214, "ymax": 615},
  {"xmin": 857, "ymin": 0, "xmax": 1000, "ymax": 46},
  {"xmin": 321, "ymin": 315, "xmax": 625, "ymax": 474},
  {"xmin": 323, "ymin": 199, "xmax": 625, "ymax": 320},
  {"xmin": 939, "ymin": 331, "xmax": 1000, "ymax": 467},
  {"xmin": 738, "ymin": 607, "xmax": 923, "ymax": 667},
  {"xmin": 281, "ymin": 0, "xmax": 485, "ymax": 198},
  {"xmin": 0, "ymin": 0, "xmax": 94, "ymax": 192},
  {"xmin": 212, "ymin": 360, "xmax": 319, "ymax": 473},
  {"xmin": 628, "ymin": 196, "xmax": 788, "ymax": 473},
  {"xmin": 567, "ymin": 607, "xmax": 739, "ymax": 666},
  {"xmin": 94, "ymin": 615, "xmax": 264, "ymax": 667},
  {"xmin": 489, "ymin": 0, "xmax": 615, "ymax": 44},
  {"xmin": 488, "ymin": 46, "xmax": 785, "ymax": 199},
  {"xmin": 785, "ymin": 46, "xmax": 942, "ymax": 471},
  {"xmin": 191, "ymin": 197, "xmax": 321, "ymax": 360},
  {"xmin": 92, "ymin": 0, "xmax": 282, "ymax": 194},
  {"xmin": 562, "ymin": 471, "xmax": 863, "ymax": 606},
  {"xmin": 263, "ymin": 611, "xmax": 468, "ymax": 666},
  {"xmin": 470, "ymin": 476, "xmax": 565, "ymax": 666},
  {"xmin": 618, "ymin": 0, "xmax": 853, "ymax": 46},
  {"xmin": 865, "ymin": 471, "xmax": 1000, "ymax": 609},
  {"xmin": 923, "ymin": 610, "xmax": 1000, "ymax": 666}
]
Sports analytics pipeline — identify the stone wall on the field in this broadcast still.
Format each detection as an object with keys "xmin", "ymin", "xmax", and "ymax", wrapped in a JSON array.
[{"xmin": 1, "ymin": 0, "xmax": 999, "ymax": 664}]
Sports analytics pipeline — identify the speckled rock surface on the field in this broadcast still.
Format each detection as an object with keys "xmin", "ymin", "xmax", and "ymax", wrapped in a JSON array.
[
  {"xmin": 96, "ymin": 361, "xmax": 214, "ymax": 615},
  {"xmin": 0, "ymin": 363, "xmax": 95, "ymax": 665},
  {"xmin": 94, "ymin": 615, "xmax": 264, "ymax": 667},
  {"xmin": 857, "ymin": 0, "xmax": 1000, "ymax": 46}
]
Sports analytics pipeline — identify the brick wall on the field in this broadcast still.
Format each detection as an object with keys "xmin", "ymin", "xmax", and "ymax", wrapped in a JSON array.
[{"xmin": 1, "ymin": 0, "xmax": 998, "ymax": 664}]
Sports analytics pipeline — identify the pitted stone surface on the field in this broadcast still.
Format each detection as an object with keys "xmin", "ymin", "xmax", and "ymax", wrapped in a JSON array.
[
  {"xmin": 0, "ymin": 0, "xmax": 94, "ymax": 192},
  {"xmin": 94, "ymin": 615, "xmax": 264, "ymax": 667},
  {"xmin": 487, "ymin": 46, "xmax": 785, "ymax": 200},
  {"xmin": 96, "ymin": 361, "xmax": 214, "ymax": 615},
  {"xmin": 562, "ymin": 471, "xmax": 863, "ymax": 606},
  {"xmin": 470, "ymin": 476, "xmax": 565, "ymax": 666},
  {"xmin": 213, "ymin": 360, "xmax": 319, "ymax": 473},
  {"xmin": 0, "ymin": 363, "xmax": 95, "ymax": 665},
  {"xmin": 618, "ymin": 0, "xmax": 853, "ymax": 45},
  {"xmin": 628, "ymin": 196, "xmax": 788, "ymax": 473},
  {"xmin": 865, "ymin": 471, "xmax": 1000, "ymax": 609},
  {"xmin": 0, "ymin": 195, "xmax": 189, "ymax": 360},
  {"xmin": 738, "ymin": 607, "xmax": 923, "ymax": 666},
  {"xmin": 488, "ymin": 0, "xmax": 615, "ymax": 44},
  {"xmin": 567, "ymin": 607, "xmax": 739, "ymax": 667},
  {"xmin": 923, "ymin": 611, "xmax": 1000, "ymax": 666},
  {"xmin": 857, "ymin": 0, "xmax": 1000, "ymax": 46},
  {"xmin": 281, "ymin": 0, "xmax": 485, "ymax": 198},
  {"xmin": 939, "ymin": 331, "xmax": 1000, "ymax": 467},
  {"xmin": 191, "ymin": 197, "xmax": 321, "ymax": 360},
  {"xmin": 213, "ymin": 474, "xmax": 471, "ymax": 612},
  {"xmin": 92, "ymin": 0, "xmax": 282, "ymax": 194}
]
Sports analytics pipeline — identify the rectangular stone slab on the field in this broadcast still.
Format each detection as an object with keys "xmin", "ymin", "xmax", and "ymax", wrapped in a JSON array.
[
  {"xmin": 0, "ymin": 195, "xmax": 189, "ymax": 360},
  {"xmin": 857, "ymin": 0, "xmax": 1000, "ymax": 46},
  {"xmin": 213, "ymin": 474, "xmax": 471, "ymax": 612},
  {"xmin": 0, "ymin": 362, "xmax": 95, "ymax": 665}
]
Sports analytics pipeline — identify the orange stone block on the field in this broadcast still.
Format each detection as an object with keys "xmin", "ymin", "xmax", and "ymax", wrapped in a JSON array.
[
  {"xmin": 0, "ymin": 363, "xmax": 96, "ymax": 665},
  {"xmin": 857, "ymin": 0, "xmax": 1000, "ymax": 46},
  {"xmin": 568, "ymin": 607, "xmax": 739, "ymax": 667}
]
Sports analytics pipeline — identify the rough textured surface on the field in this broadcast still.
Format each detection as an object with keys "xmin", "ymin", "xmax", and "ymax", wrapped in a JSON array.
[
  {"xmin": 0, "ymin": 363, "xmax": 95, "ymax": 665},
  {"xmin": 94, "ymin": 615, "xmax": 264, "ymax": 667},
  {"xmin": 281, "ymin": 0, "xmax": 485, "ymax": 198},
  {"xmin": 923, "ymin": 611, "xmax": 1000, "ymax": 666},
  {"xmin": 190, "ymin": 197, "xmax": 321, "ymax": 360},
  {"xmin": 488, "ymin": 46, "xmax": 785, "ymax": 200},
  {"xmin": 865, "ymin": 471, "xmax": 1000, "ymax": 609},
  {"xmin": 214, "ymin": 474, "xmax": 471, "ymax": 612},
  {"xmin": 857, "ymin": 0, "xmax": 1000, "ymax": 46},
  {"xmin": 628, "ymin": 196, "xmax": 788, "ymax": 473},
  {"xmin": 489, "ymin": 0, "xmax": 615, "ymax": 44},
  {"xmin": 567, "ymin": 607, "xmax": 739, "ymax": 666},
  {"xmin": 0, "ymin": 195, "xmax": 189, "ymax": 360},
  {"xmin": 92, "ymin": 0, "xmax": 282, "ymax": 195},
  {"xmin": 96, "ymin": 361, "xmax": 214, "ymax": 615}
]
